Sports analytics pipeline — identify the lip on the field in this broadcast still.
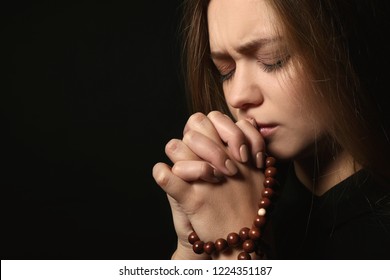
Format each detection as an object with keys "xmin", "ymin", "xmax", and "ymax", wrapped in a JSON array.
[{"xmin": 256, "ymin": 123, "xmax": 278, "ymax": 137}]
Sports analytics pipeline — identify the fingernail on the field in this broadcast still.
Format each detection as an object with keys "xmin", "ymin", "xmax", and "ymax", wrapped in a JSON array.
[
  {"xmin": 212, "ymin": 169, "xmax": 224, "ymax": 182},
  {"xmin": 256, "ymin": 152, "xmax": 264, "ymax": 169},
  {"xmin": 248, "ymin": 118, "xmax": 258, "ymax": 129},
  {"xmin": 225, "ymin": 159, "xmax": 238, "ymax": 175},
  {"xmin": 239, "ymin": 144, "xmax": 249, "ymax": 163}
]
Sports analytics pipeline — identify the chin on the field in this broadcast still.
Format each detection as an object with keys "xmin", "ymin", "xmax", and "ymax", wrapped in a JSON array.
[{"xmin": 266, "ymin": 141, "xmax": 305, "ymax": 162}]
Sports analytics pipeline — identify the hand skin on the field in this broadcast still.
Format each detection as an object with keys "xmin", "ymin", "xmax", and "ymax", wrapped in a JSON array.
[{"xmin": 153, "ymin": 111, "xmax": 266, "ymax": 259}]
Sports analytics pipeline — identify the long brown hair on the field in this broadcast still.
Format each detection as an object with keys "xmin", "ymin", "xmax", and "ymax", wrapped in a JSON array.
[{"xmin": 179, "ymin": 0, "xmax": 390, "ymax": 182}]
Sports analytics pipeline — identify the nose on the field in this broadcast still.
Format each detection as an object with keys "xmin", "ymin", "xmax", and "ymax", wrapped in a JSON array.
[{"xmin": 224, "ymin": 63, "xmax": 264, "ymax": 110}]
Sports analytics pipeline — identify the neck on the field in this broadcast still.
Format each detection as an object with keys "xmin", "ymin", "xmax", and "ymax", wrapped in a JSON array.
[{"xmin": 293, "ymin": 144, "xmax": 361, "ymax": 196}]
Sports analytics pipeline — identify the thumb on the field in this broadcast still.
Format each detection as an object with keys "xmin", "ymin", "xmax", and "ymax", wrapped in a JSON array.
[{"xmin": 152, "ymin": 162, "xmax": 191, "ymax": 202}]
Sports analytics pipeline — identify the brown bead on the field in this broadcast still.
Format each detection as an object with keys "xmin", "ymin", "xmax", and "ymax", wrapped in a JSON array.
[
  {"xmin": 261, "ymin": 187, "xmax": 274, "ymax": 198},
  {"xmin": 263, "ymin": 177, "xmax": 276, "ymax": 188},
  {"xmin": 242, "ymin": 239, "xmax": 256, "ymax": 253},
  {"xmin": 237, "ymin": 251, "xmax": 251, "ymax": 260},
  {"xmin": 193, "ymin": 240, "xmax": 204, "ymax": 254},
  {"xmin": 188, "ymin": 231, "xmax": 199, "ymax": 245},
  {"xmin": 249, "ymin": 228, "xmax": 261, "ymax": 240},
  {"xmin": 253, "ymin": 215, "xmax": 266, "ymax": 228},
  {"xmin": 203, "ymin": 241, "xmax": 216, "ymax": 255},
  {"xmin": 265, "ymin": 157, "xmax": 276, "ymax": 167},
  {"xmin": 227, "ymin": 232, "xmax": 241, "ymax": 247},
  {"xmin": 215, "ymin": 238, "xmax": 228, "ymax": 252},
  {"xmin": 258, "ymin": 197, "xmax": 271, "ymax": 209},
  {"xmin": 264, "ymin": 166, "xmax": 277, "ymax": 177},
  {"xmin": 239, "ymin": 227, "xmax": 250, "ymax": 241}
]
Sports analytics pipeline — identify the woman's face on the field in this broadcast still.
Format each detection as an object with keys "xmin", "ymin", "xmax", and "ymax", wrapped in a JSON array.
[{"xmin": 208, "ymin": 0, "xmax": 327, "ymax": 160}]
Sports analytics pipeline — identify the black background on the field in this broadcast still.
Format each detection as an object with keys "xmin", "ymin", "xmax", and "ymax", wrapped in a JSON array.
[{"xmin": 2, "ymin": 1, "xmax": 187, "ymax": 259}]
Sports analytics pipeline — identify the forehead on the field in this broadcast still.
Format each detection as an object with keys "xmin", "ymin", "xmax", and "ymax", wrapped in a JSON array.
[{"xmin": 207, "ymin": 0, "xmax": 279, "ymax": 53}]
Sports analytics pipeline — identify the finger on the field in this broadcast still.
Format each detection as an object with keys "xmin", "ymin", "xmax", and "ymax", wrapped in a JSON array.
[
  {"xmin": 165, "ymin": 138, "xmax": 200, "ymax": 163},
  {"xmin": 172, "ymin": 160, "xmax": 224, "ymax": 183},
  {"xmin": 183, "ymin": 112, "xmax": 221, "ymax": 144},
  {"xmin": 183, "ymin": 112, "xmax": 238, "ymax": 174},
  {"xmin": 207, "ymin": 111, "xmax": 249, "ymax": 163},
  {"xmin": 183, "ymin": 129, "xmax": 238, "ymax": 176},
  {"xmin": 235, "ymin": 119, "xmax": 266, "ymax": 168},
  {"xmin": 152, "ymin": 162, "xmax": 192, "ymax": 202}
]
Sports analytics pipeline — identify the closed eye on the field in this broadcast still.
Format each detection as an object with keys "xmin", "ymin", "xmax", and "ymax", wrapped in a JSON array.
[
  {"xmin": 220, "ymin": 69, "xmax": 235, "ymax": 82},
  {"xmin": 261, "ymin": 55, "xmax": 290, "ymax": 73}
]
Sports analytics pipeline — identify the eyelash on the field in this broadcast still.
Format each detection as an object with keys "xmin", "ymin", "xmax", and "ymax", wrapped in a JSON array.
[
  {"xmin": 220, "ymin": 71, "xmax": 235, "ymax": 82},
  {"xmin": 219, "ymin": 55, "xmax": 290, "ymax": 82},
  {"xmin": 262, "ymin": 55, "xmax": 290, "ymax": 73}
]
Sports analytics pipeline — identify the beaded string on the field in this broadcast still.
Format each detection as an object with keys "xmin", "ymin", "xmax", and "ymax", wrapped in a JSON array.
[{"xmin": 188, "ymin": 156, "xmax": 279, "ymax": 260}]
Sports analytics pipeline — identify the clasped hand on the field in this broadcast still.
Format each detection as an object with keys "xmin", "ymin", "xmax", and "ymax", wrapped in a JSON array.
[{"xmin": 153, "ymin": 111, "xmax": 266, "ymax": 259}]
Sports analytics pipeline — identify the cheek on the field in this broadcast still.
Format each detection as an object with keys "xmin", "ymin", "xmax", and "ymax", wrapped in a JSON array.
[
  {"xmin": 227, "ymin": 104, "xmax": 238, "ymax": 120},
  {"xmin": 276, "ymin": 72, "xmax": 318, "ymax": 124},
  {"xmin": 269, "ymin": 102, "xmax": 328, "ymax": 160}
]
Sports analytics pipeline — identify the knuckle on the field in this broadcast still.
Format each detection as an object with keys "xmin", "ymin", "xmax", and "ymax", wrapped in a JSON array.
[
  {"xmin": 184, "ymin": 112, "xmax": 209, "ymax": 134},
  {"xmin": 182, "ymin": 129, "xmax": 197, "ymax": 144},
  {"xmin": 165, "ymin": 139, "xmax": 180, "ymax": 154},
  {"xmin": 207, "ymin": 110, "xmax": 222, "ymax": 119},
  {"xmin": 187, "ymin": 112, "xmax": 206, "ymax": 126},
  {"xmin": 171, "ymin": 164, "xmax": 181, "ymax": 175}
]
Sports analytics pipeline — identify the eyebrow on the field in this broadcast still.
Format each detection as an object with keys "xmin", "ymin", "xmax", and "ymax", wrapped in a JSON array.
[{"xmin": 210, "ymin": 37, "xmax": 282, "ymax": 60}]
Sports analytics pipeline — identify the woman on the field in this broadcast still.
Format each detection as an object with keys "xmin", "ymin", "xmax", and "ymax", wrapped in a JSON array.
[{"xmin": 153, "ymin": 0, "xmax": 390, "ymax": 259}]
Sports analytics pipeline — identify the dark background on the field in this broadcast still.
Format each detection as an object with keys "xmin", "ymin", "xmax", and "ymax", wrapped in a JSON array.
[{"xmin": 1, "ymin": 1, "xmax": 187, "ymax": 259}]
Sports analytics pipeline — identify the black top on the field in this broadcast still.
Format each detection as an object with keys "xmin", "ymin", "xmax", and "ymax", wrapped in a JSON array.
[{"xmin": 269, "ymin": 166, "xmax": 390, "ymax": 259}]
